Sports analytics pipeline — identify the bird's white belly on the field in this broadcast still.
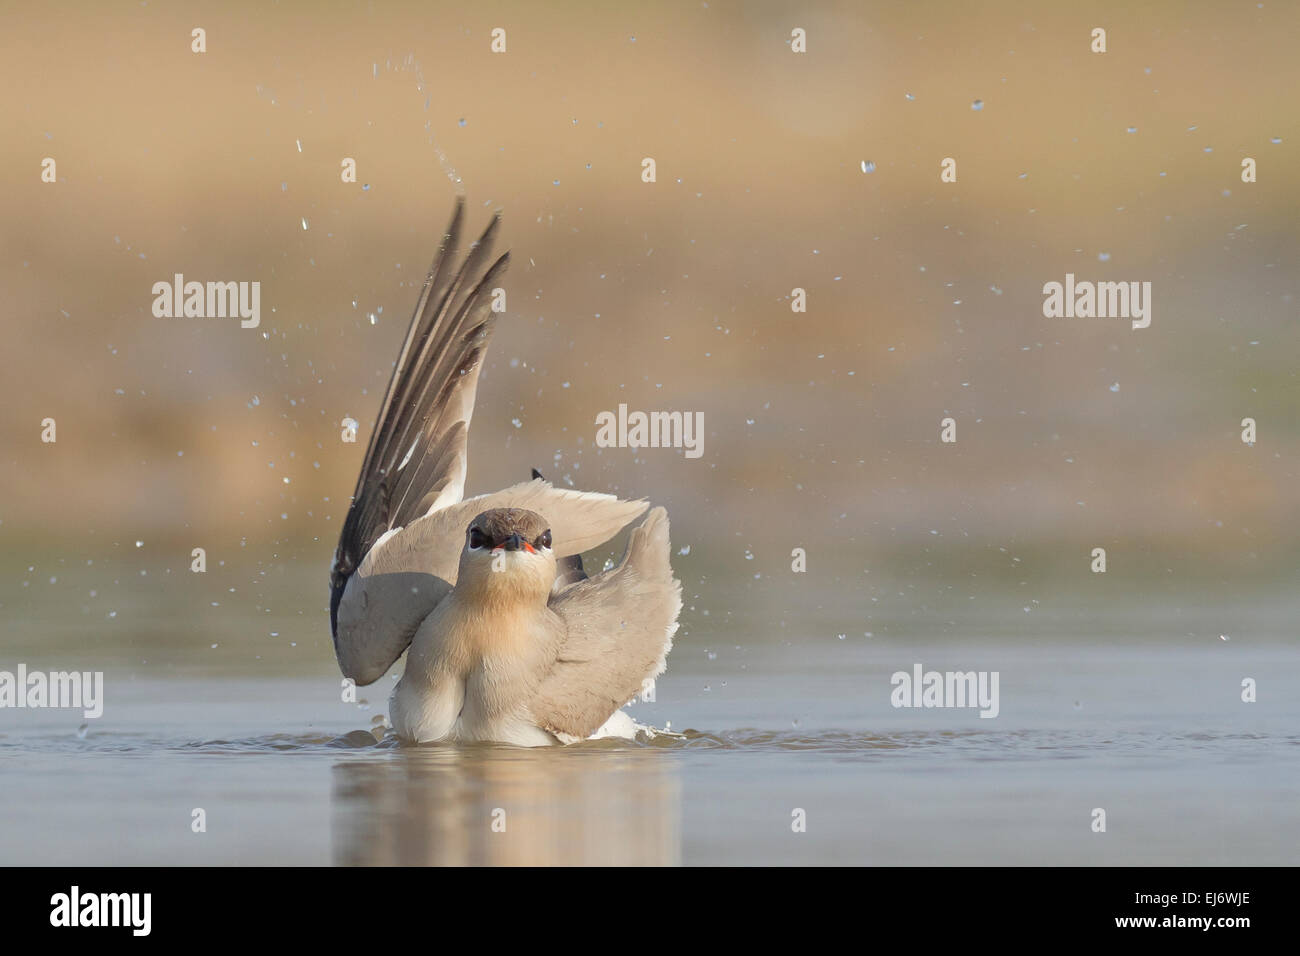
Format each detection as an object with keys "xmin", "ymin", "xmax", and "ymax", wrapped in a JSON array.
[
  {"xmin": 452, "ymin": 713, "xmax": 555, "ymax": 747},
  {"xmin": 389, "ymin": 671, "xmax": 556, "ymax": 747}
]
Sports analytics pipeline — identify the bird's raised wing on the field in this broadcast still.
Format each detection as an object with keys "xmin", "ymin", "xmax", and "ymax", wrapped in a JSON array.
[
  {"xmin": 330, "ymin": 200, "xmax": 507, "ymax": 679},
  {"xmin": 530, "ymin": 507, "xmax": 681, "ymax": 740}
]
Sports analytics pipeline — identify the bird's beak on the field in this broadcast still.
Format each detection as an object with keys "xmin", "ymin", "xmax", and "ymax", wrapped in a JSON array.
[{"xmin": 493, "ymin": 533, "xmax": 537, "ymax": 554}]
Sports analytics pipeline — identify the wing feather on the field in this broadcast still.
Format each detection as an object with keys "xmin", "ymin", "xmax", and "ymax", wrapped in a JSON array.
[
  {"xmin": 330, "ymin": 200, "xmax": 506, "ymax": 665},
  {"xmin": 530, "ymin": 507, "xmax": 681, "ymax": 740}
]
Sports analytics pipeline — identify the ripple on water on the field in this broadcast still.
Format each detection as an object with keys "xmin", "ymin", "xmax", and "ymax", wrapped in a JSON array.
[{"xmin": 0, "ymin": 728, "xmax": 1292, "ymax": 760}]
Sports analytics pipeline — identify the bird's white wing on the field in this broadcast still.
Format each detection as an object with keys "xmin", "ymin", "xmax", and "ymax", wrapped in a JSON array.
[{"xmin": 530, "ymin": 507, "xmax": 681, "ymax": 740}]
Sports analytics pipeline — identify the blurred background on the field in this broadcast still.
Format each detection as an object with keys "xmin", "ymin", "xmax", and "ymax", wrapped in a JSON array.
[
  {"xmin": 1, "ymin": 0, "xmax": 1296, "ymax": 673},
  {"xmin": 2, "ymin": 0, "xmax": 1298, "ymax": 868}
]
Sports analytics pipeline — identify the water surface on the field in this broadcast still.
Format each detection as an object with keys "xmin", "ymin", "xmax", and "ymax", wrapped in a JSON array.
[{"xmin": 2, "ymin": 640, "xmax": 1295, "ymax": 865}]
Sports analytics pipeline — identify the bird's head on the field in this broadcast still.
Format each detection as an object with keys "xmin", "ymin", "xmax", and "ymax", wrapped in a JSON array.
[{"xmin": 456, "ymin": 507, "xmax": 556, "ymax": 603}]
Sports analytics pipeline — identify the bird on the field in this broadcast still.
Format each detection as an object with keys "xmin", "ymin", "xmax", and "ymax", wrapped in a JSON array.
[{"xmin": 329, "ymin": 200, "xmax": 681, "ymax": 746}]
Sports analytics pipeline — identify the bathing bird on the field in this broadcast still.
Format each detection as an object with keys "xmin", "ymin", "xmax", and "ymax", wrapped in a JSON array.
[{"xmin": 329, "ymin": 201, "xmax": 680, "ymax": 745}]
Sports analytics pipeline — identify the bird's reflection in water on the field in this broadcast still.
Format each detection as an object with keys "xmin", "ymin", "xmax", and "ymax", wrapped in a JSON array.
[{"xmin": 331, "ymin": 742, "xmax": 681, "ymax": 865}]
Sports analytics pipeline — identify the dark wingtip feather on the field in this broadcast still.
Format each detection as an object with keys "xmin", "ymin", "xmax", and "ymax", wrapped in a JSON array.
[
  {"xmin": 331, "ymin": 203, "xmax": 508, "ymax": 634},
  {"xmin": 329, "ymin": 580, "xmax": 344, "ymax": 640}
]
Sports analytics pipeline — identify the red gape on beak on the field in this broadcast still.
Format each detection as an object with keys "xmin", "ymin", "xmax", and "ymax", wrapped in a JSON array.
[{"xmin": 493, "ymin": 533, "xmax": 537, "ymax": 554}]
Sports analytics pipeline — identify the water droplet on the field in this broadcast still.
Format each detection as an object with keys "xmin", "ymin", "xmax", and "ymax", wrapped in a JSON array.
[
  {"xmin": 860, "ymin": 160, "xmax": 876, "ymax": 173},
  {"xmin": 458, "ymin": 117, "xmax": 466, "ymax": 127},
  {"xmin": 1109, "ymin": 382, "xmax": 1120, "ymax": 393},
  {"xmin": 1098, "ymin": 252, "xmax": 1111, "ymax": 262},
  {"xmin": 904, "ymin": 92, "xmax": 915, "ymax": 101},
  {"xmin": 301, "ymin": 217, "xmax": 309, "ymax": 230},
  {"xmin": 1126, "ymin": 126, "xmax": 1138, "ymax": 134},
  {"xmin": 971, "ymin": 99, "xmax": 984, "ymax": 111},
  {"xmin": 1270, "ymin": 137, "xmax": 1282, "ymax": 144}
]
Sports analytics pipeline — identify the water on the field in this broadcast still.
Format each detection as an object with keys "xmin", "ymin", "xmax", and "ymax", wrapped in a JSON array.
[{"xmin": 1, "ymin": 641, "xmax": 1295, "ymax": 865}]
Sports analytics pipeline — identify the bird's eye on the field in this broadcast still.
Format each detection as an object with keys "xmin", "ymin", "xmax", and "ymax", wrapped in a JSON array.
[
  {"xmin": 536, "ymin": 529, "xmax": 552, "ymax": 550},
  {"xmin": 468, "ymin": 527, "xmax": 489, "ymax": 549}
]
